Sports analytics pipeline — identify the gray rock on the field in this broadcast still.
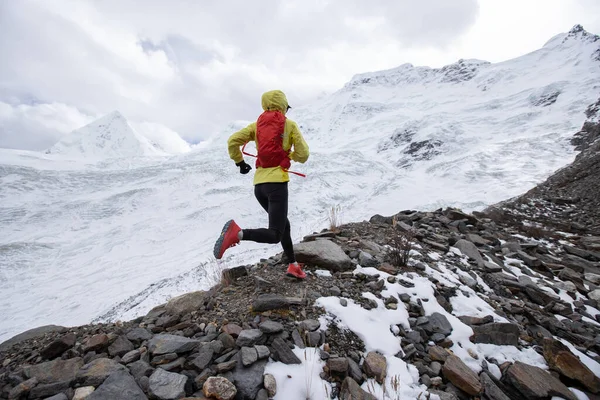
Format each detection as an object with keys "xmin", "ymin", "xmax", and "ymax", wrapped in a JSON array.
[
  {"xmin": 128, "ymin": 360, "xmax": 154, "ymax": 381},
  {"xmin": 236, "ymin": 329, "xmax": 264, "ymax": 347},
  {"xmin": 191, "ymin": 346, "xmax": 214, "ymax": 371},
  {"xmin": 258, "ymin": 320, "xmax": 284, "ymax": 334},
  {"xmin": 86, "ymin": 370, "xmax": 146, "ymax": 400},
  {"xmin": 294, "ymin": 240, "xmax": 354, "ymax": 271},
  {"xmin": 0, "ymin": 325, "xmax": 67, "ymax": 352},
  {"xmin": 256, "ymin": 388, "xmax": 269, "ymax": 400},
  {"xmin": 164, "ymin": 290, "xmax": 207, "ymax": 315},
  {"xmin": 148, "ymin": 334, "xmax": 199, "ymax": 355},
  {"xmin": 359, "ymin": 251, "xmax": 379, "ymax": 268},
  {"xmin": 517, "ymin": 251, "xmax": 541, "ymax": 267},
  {"xmin": 148, "ymin": 368, "xmax": 187, "ymax": 400},
  {"xmin": 218, "ymin": 332, "xmax": 236, "ymax": 349},
  {"xmin": 7, "ymin": 377, "xmax": 38, "ymax": 399},
  {"xmin": 241, "ymin": 347, "xmax": 258, "ymax": 367},
  {"xmin": 504, "ymin": 361, "xmax": 577, "ymax": 400},
  {"xmin": 585, "ymin": 272, "xmax": 600, "ymax": 284},
  {"xmin": 471, "ymin": 323, "xmax": 520, "ymax": 346},
  {"xmin": 328, "ymin": 357, "xmax": 349, "ymax": 373},
  {"xmin": 255, "ymin": 345, "xmax": 270, "ymax": 360},
  {"xmin": 422, "ymin": 313, "xmax": 453, "ymax": 336},
  {"xmin": 127, "ymin": 327, "xmax": 153, "ymax": 342},
  {"xmin": 340, "ymin": 377, "xmax": 377, "ymax": 400},
  {"xmin": 24, "ymin": 357, "xmax": 83, "ymax": 384},
  {"xmin": 121, "ymin": 349, "xmax": 141, "ymax": 364},
  {"xmin": 480, "ymin": 372, "xmax": 511, "ymax": 400},
  {"xmin": 453, "ymin": 239, "xmax": 484, "ymax": 267},
  {"xmin": 554, "ymin": 281, "xmax": 577, "ymax": 293},
  {"xmin": 271, "ymin": 338, "xmax": 301, "ymax": 364},
  {"xmin": 28, "ymin": 381, "xmax": 70, "ymax": 399},
  {"xmin": 40, "ymin": 333, "xmax": 76, "ymax": 360},
  {"xmin": 251, "ymin": 294, "xmax": 304, "ymax": 312},
  {"xmin": 216, "ymin": 360, "xmax": 237, "ymax": 373},
  {"xmin": 108, "ymin": 335, "xmax": 134, "ymax": 357},
  {"xmin": 231, "ymin": 351, "xmax": 267, "ymax": 400},
  {"xmin": 44, "ymin": 394, "xmax": 69, "ymax": 400},
  {"xmin": 330, "ymin": 286, "xmax": 342, "ymax": 296},
  {"xmin": 291, "ymin": 329, "xmax": 306, "ymax": 349},
  {"xmin": 76, "ymin": 358, "xmax": 127, "ymax": 386},
  {"xmin": 590, "ymin": 289, "xmax": 600, "ymax": 302},
  {"xmin": 347, "ymin": 357, "xmax": 364, "ymax": 384},
  {"xmin": 299, "ymin": 319, "xmax": 320, "ymax": 332},
  {"xmin": 459, "ymin": 274, "xmax": 478, "ymax": 288}
]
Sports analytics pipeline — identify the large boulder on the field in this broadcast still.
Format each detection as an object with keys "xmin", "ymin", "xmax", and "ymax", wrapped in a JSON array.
[
  {"xmin": 294, "ymin": 240, "xmax": 353, "ymax": 271},
  {"xmin": 75, "ymin": 358, "xmax": 127, "ymax": 386},
  {"xmin": 471, "ymin": 323, "xmax": 520, "ymax": 346},
  {"xmin": 148, "ymin": 334, "xmax": 200, "ymax": 355},
  {"xmin": 504, "ymin": 361, "xmax": 577, "ymax": 400},
  {"xmin": 24, "ymin": 357, "xmax": 83, "ymax": 384},
  {"xmin": 86, "ymin": 370, "xmax": 147, "ymax": 400},
  {"xmin": 148, "ymin": 368, "xmax": 187, "ymax": 400},
  {"xmin": 442, "ymin": 355, "xmax": 482, "ymax": 396},
  {"xmin": 543, "ymin": 338, "xmax": 600, "ymax": 393}
]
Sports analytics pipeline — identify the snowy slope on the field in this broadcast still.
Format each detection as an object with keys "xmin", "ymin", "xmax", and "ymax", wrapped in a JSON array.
[
  {"xmin": 1, "ymin": 25, "xmax": 599, "ymax": 342},
  {"xmin": 45, "ymin": 111, "xmax": 166, "ymax": 159}
]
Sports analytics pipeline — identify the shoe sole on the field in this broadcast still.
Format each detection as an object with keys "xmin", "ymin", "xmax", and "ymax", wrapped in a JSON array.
[{"xmin": 214, "ymin": 219, "xmax": 234, "ymax": 260}]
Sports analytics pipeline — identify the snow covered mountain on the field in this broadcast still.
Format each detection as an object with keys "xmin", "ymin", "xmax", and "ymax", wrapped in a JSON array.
[
  {"xmin": 45, "ymin": 111, "xmax": 171, "ymax": 159},
  {"xmin": 1, "ymin": 25, "xmax": 599, "ymax": 343}
]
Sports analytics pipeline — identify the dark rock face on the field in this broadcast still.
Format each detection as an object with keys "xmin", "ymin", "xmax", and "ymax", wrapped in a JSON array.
[
  {"xmin": 471, "ymin": 323, "xmax": 520, "ymax": 346},
  {"xmin": 504, "ymin": 361, "xmax": 577, "ymax": 400}
]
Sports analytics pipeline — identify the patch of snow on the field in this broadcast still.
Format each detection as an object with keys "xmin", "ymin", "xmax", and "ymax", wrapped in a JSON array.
[{"xmin": 314, "ymin": 269, "xmax": 333, "ymax": 278}]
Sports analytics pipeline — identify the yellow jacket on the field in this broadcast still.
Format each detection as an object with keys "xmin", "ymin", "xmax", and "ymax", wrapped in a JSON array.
[{"xmin": 227, "ymin": 90, "xmax": 309, "ymax": 185}]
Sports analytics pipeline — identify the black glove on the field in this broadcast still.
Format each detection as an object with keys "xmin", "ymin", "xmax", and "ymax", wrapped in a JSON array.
[{"xmin": 236, "ymin": 160, "xmax": 252, "ymax": 174}]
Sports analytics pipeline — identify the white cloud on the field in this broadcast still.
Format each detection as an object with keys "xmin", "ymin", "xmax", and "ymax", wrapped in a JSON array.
[{"xmin": 0, "ymin": 0, "xmax": 598, "ymax": 150}]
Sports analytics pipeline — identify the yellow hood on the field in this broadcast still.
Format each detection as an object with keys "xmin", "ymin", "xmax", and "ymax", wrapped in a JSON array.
[{"xmin": 261, "ymin": 90, "xmax": 289, "ymax": 113}]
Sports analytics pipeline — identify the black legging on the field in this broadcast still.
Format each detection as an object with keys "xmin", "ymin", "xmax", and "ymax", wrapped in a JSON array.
[{"xmin": 241, "ymin": 182, "xmax": 295, "ymax": 263}]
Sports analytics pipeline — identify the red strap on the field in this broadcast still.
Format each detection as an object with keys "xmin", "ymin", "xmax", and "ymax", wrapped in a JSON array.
[{"xmin": 241, "ymin": 143, "xmax": 306, "ymax": 178}]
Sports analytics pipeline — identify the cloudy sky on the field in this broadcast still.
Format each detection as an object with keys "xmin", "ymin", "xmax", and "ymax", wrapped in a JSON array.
[{"xmin": 1, "ymin": 0, "xmax": 599, "ymax": 150}]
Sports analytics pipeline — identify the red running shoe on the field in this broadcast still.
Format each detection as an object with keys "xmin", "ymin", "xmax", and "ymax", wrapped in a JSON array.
[
  {"xmin": 286, "ymin": 263, "xmax": 306, "ymax": 279},
  {"xmin": 214, "ymin": 219, "xmax": 241, "ymax": 260}
]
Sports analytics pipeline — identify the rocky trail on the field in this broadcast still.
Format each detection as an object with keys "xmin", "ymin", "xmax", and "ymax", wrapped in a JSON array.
[{"xmin": 1, "ymin": 121, "xmax": 600, "ymax": 399}]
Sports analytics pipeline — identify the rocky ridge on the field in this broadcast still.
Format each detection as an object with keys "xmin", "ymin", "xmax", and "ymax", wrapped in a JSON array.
[{"xmin": 2, "ymin": 105, "xmax": 600, "ymax": 399}]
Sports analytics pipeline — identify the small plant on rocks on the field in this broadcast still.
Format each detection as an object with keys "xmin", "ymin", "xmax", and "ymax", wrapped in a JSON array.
[
  {"xmin": 328, "ymin": 204, "xmax": 343, "ymax": 232},
  {"xmin": 386, "ymin": 228, "xmax": 414, "ymax": 268}
]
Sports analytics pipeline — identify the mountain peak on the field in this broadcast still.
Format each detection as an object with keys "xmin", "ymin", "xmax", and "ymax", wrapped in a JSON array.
[{"xmin": 45, "ymin": 111, "xmax": 160, "ymax": 159}]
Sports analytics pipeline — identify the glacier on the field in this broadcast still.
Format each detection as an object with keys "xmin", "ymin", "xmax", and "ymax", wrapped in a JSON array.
[{"xmin": 0, "ymin": 25, "xmax": 599, "ymax": 342}]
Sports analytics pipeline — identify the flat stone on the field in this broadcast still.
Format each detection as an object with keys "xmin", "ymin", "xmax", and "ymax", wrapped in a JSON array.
[
  {"xmin": 236, "ymin": 329, "xmax": 264, "ymax": 347},
  {"xmin": 359, "ymin": 251, "xmax": 379, "ymax": 268},
  {"xmin": 471, "ymin": 323, "xmax": 520, "ymax": 346},
  {"xmin": 203, "ymin": 377, "xmax": 236, "ymax": 400},
  {"xmin": 294, "ymin": 240, "xmax": 354, "ymax": 271},
  {"xmin": 44, "ymin": 394, "xmax": 69, "ymax": 400},
  {"xmin": 76, "ymin": 358, "xmax": 127, "ymax": 386},
  {"xmin": 542, "ymin": 338, "xmax": 600, "ymax": 393},
  {"xmin": 453, "ymin": 239, "xmax": 485, "ymax": 267},
  {"xmin": 28, "ymin": 381, "xmax": 70, "ymax": 399},
  {"xmin": 191, "ymin": 346, "xmax": 214, "ymax": 371},
  {"xmin": 458, "ymin": 315, "xmax": 493, "ymax": 326},
  {"xmin": 165, "ymin": 291, "xmax": 207, "ymax": 315},
  {"xmin": 299, "ymin": 319, "xmax": 321, "ymax": 332},
  {"xmin": 442, "ymin": 355, "xmax": 482, "ymax": 396},
  {"xmin": 73, "ymin": 386, "xmax": 96, "ymax": 400},
  {"xmin": 516, "ymin": 251, "xmax": 541, "ymax": 267},
  {"xmin": 347, "ymin": 357, "xmax": 364, "ymax": 384},
  {"xmin": 121, "ymin": 349, "xmax": 141, "ymax": 364},
  {"xmin": 271, "ymin": 338, "xmax": 301, "ymax": 364},
  {"xmin": 24, "ymin": 357, "xmax": 83, "ymax": 384},
  {"xmin": 504, "ymin": 361, "xmax": 577, "ymax": 400},
  {"xmin": 149, "ymin": 334, "xmax": 200, "ymax": 355},
  {"xmin": 363, "ymin": 352, "xmax": 386, "ymax": 384},
  {"xmin": 149, "ymin": 368, "xmax": 187, "ymax": 400},
  {"xmin": 86, "ymin": 370, "xmax": 146, "ymax": 400},
  {"xmin": 340, "ymin": 377, "xmax": 377, "ymax": 400},
  {"xmin": 7, "ymin": 377, "xmax": 38, "ymax": 399},
  {"xmin": 251, "ymin": 294, "xmax": 304, "ymax": 312},
  {"xmin": 429, "ymin": 346, "xmax": 450, "ymax": 362},
  {"xmin": 585, "ymin": 273, "xmax": 600, "ymax": 284},
  {"xmin": 264, "ymin": 374, "xmax": 277, "ymax": 398},
  {"xmin": 83, "ymin": 334, "xmax": 109, "ymax": 352},
  {"xmin": 480, "ymin": 372, "xmax": 511, "ymax": 400},
  {"xmin": 258, "ymin": 320, "xmax": 284, "ymax": 334},
  {"xmin": 127, "ymin": 327, "xmax": 153, "ymax": 342},
  {"xmin": 108, "ymin": 335, "xmax": 134, "ymax": 357},
  {"xmin": 41, "ymin": 333, "xmax": 76, "ymax": 360},
  {"xmin": 218, "ymin": 333, "xmax": 236, "ymax": 350},
  {"xmin": 241, "ymin": 347, "xmax": 258, "ymax": 367},
  {"xmin": 255, "ymin": 345, "xmax": 270, "ymax": 360}
]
